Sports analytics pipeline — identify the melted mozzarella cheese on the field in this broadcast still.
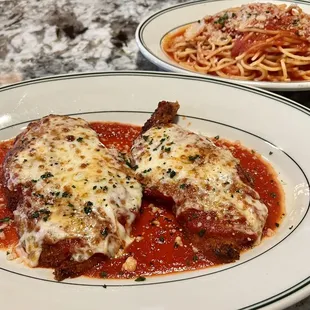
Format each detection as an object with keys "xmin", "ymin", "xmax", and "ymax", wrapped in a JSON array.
[
  {"xmin": 5, "ymin": 115, "xmax": 142, "ymax": 267},
  {"xmin": 132, "ymin": 124, "xmax": 268, "ymax": 242},
  {"xmin": 184, "ymin": 3, "xmax": 310, "ymax": 44}
]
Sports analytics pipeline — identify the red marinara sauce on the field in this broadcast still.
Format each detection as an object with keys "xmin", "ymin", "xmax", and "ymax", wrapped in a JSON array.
[
  {"xmin": 0, "ymin": 122, "xmax": 284, "ymax": 279},
  {"xmin": 0, "ymin": 140, "xmax": 18, "ymax": 249}
]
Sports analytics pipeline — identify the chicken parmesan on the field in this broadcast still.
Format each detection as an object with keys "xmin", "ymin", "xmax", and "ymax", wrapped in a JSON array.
[
  {"xmin": 131, "ymin": 101, "xmax": 268, "ymax": 262},
  {"xmin": 3, "ymin": 115, "xmax": 142, "ymax": 280},
  {"xmin": 0, "ymin": 107, "xmax": 284, "ymax": 281}
]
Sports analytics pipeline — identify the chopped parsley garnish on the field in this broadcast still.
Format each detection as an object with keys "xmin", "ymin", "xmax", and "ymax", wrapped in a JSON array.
[
  {"xmin": 125, "ymin": 160, "xmax": 138, "ymax": 170},
  {"xmin": 188, "ymin": 154, "xmax": 200, "ymax": 162},
  {"xmin": 100, "ymin": 271, "xmax": 108, "ymax": 278},
  {"xmin": 270, "ymin": 192, "xmax": 277, "ymax": 198},
  {"xmin": 193, "ymin": 255, "xmax": 199, "ymax": 262},
  {"xmin": 40, "ymin": 209, "xmax": 51, "ymax": 215},
  {"xmin": 86, "ymin": 201, "xmax": 93, "ymax": 207},
  {"xmin": 159, "ymin": 236, "xmax": 165, "ymax": 243},
  {"xmin": 68, "ymin": 203, "xmax": 74, "ymax": 208},
  {"xmin": 30, "ymin": 209, "xmax": 51, "ymax": 221},
  {"xmin": 84, "ymin": 206, "xmax": 92, "ymax": 215},
  {"xmin": 31, "ymin": 211, "xmax": 40, "ymax": 219},
  {"xmin": 135, "ymin": 276, "xmax": 146, "ymax": 282},
  {"xmin": 169, "ymin": 170, "xmax": 176, "ymax": 178},
  {"xmin": 153, "ymin": 138, "xmax": 166, "ymax": 151},
  {"xmin": 125, "ymin": 160, "xmax": 132, "ymax": 168},
  {"xmin": 0, "ymin": 217, "xmax": 10, "ymax": 223},
  {"xmin": 275, "ymin": 223, "xmax": 280, "ymax": 227},
  {"xmin": 40, "ymin": 172, "xmax": 54, "ymax": 179},
  {"xmin": 214, "ymin": 135, "xmax": 220, "ymax": 140},
  {"xmin": 214, "ymin": 13, "xmax": 228, "ymax": 27},
  {"xmin": 190, "ymin": 213, "xmax": 199, "ymax": 220},
  {"xmin": 62, "ymin": 191, "xmax": 71, "ymax": 198},
  {"xmin": 93, "ymin": 186, "xmax": 97, "ymax": 190},
  {"xmin": 101, "ymin": 228, "xmax": 109, "ymax": 237},
  {"xmin": 31, "ymin": 179, "xmax": 38, "ymax": 183},
  {"xmin": 269, "ymin": 151, "xmax": 273, "ymax": 155},
  {"xmin": 72, "ymin": 185, "xmax": 76, "ymax": 188},
  {"xmin": 142, "ymin": 168, "xmax": 152, "ymax": 173},
  {"xmin": 142, "ymin": 135, "xmax": 149, "ymax": 141},
  {"xmin": 164, "ymin": 147, "xmax": 171, "ymax": 153},
  {"xmin": 232, "ymin": 13, "xmax": 236, "ymax": 17},
  {"xmin": 33, "ymin": 193, "xmax": 44, "ymax": 199},
  {"xmin": 102, "ymin": 186, "xmax": 108, "ymax": 191},
  {"xmin": 180, "ymin": 184, "xmax": 186, "ymax": 189},
  {"xmin": 293, "ymin": 19, "xmax": 299, "ymax": 26},
  {"xmin": 198, "ymin": 229, "xmax": 206, "ymax": 237},
  {"xmin": 77, "ymin": 137, "xmax": 83, "ymax": 142}
]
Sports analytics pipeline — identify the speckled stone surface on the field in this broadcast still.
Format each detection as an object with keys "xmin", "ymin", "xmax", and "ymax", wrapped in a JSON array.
[{"xmin": 0, "ymin": 1, "xmax": 309, "ymax": 308}]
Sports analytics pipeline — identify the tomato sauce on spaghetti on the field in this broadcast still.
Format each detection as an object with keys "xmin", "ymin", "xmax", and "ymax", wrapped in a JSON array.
[{"xmin": 163, "ymin": 2, "xmax": 310, "ymax": 82}]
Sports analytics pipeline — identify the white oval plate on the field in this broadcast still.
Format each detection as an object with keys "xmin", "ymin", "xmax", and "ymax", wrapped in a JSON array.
[
  {"xmin": 0, "ymin": 71, "xmax": 309, "ymax": 310},
  {"xmin": 136, "ymin": 0, "xmax": 310, "ymax": 91}
]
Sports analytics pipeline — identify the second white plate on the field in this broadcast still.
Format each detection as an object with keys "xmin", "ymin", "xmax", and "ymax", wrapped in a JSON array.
[{"xmin": 136, "ymin": 0, "xmax": 310, "ymax": 91}]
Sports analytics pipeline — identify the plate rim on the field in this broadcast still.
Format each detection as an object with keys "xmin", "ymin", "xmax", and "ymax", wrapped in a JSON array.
[
  {"xmin": 1, "ymin": 70, "xmax": 309, "ymax": 114},
  {"xmin": 1, "ymin": 110, "xmax": 309, "ymax": 291},
  {"xmin": 0, "ymin": 70, "xmax": 310, "ymax": 310},
  {"xmin": 135, "ymin": 0, "xmax": 310, "ymax": 91}
]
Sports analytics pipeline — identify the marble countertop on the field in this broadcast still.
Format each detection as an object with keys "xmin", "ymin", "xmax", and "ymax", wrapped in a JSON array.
[{"xmin": 0, "ymin": 1, "xmax": 310, "ymax": 309}]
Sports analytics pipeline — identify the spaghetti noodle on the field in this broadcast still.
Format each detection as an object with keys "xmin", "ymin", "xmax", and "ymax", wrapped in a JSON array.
[{"xmin": 162, "ymin": 3, "xmax": 310, "ymax": 81}]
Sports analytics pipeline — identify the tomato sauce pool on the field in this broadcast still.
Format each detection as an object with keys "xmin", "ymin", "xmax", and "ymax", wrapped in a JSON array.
[{"xmin": 0, "ymin": 122, "xmax": 284, "ymax": 279}]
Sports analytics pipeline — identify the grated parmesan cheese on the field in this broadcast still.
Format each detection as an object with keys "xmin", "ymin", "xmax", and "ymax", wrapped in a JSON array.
[{"xmin": 122, "ymin": 256, "xmax": 137, "ymax": 272}]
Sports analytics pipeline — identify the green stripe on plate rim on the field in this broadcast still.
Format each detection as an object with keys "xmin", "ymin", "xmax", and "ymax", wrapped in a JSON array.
[{"xmin": 1, "ymin": 71, "xmax": 309, "ymax": 116}]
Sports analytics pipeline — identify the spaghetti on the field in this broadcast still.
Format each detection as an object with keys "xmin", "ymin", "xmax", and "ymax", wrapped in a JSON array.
[{"xmin": 163, "ymin": 3, "xmax": 310, "ymax": 82}]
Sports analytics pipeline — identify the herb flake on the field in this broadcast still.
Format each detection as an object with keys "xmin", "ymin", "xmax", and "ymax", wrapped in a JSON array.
[
  {"xmin": 40, "ymin": 172, "xmax": 54, "ymax": 179},
  {"xmin": 0, "ymin": 217, "xmax": 10, "ymax": 223},
  {"xmin": 188, "ymin": 154, "xmax": 200, "ymax": 162},
  {"xmin": 135, "ymin": 276, "xmax": 146, "ymax": 282},
  {"xmin": 84, "ymin": 206, "xmax": 92, "ymax": 215},
  {"xmin": 198, "ymin": 229, "xmax": 206, "ymax": 237},
  {"xmin": 214, "ymin": 13, "xmax": 228, "ymax": 27}
]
